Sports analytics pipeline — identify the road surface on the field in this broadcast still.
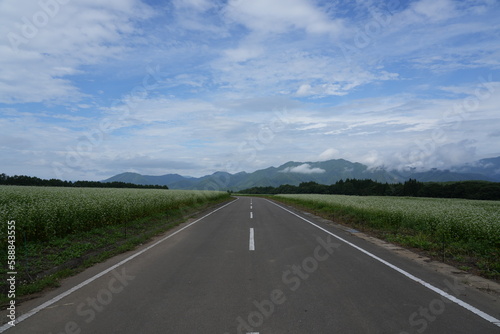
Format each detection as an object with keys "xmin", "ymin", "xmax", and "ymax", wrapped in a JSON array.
[{"xmin": 2, "ymin": 197, "xmax": 499, "ymax": 333}]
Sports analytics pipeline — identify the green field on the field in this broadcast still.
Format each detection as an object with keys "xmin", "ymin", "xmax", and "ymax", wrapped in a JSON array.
[
  {"xmin": 0, "ymin": 186, "xmax": 230, "ymax": 300},
  {"xmin": 274, "ymin": 194, "xmax": 500, "ymax": 279},
  {"xmin": 0, "ymin": 186, "xmax": 229, "ymax": 242}
]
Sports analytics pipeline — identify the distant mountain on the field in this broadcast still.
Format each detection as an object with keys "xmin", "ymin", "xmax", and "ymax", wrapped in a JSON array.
[
  {"xmin": 103, "ymin": 172, "xmax": 186, "ymax": 186},
  {"xmin": 451, "ymin": 157, "xmax": 500, "ymax": 182},
  {"xmin": 102, "ymin": 157, "xmax": 500, "ymax": 191}
]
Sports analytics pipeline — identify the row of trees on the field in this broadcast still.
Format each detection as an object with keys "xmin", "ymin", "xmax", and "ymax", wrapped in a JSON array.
[
  {"xmin": 0, "ymin": 173, "xmax": 169, "ymax": 189},
  {"xmin": 239, "ymin": 179, "xmax": 500, "ymax": 200}
]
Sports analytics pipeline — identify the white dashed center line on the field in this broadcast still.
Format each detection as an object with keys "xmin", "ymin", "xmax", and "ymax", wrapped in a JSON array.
[{"xmin": 249, "ymin": 228, "xmax": 255, "ymax": 251}]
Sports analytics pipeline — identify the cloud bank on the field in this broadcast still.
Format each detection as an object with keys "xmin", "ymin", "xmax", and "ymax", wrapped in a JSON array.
[{"xmin": 281, "ymin": 164, "xmax": 326, "ymax": 174}]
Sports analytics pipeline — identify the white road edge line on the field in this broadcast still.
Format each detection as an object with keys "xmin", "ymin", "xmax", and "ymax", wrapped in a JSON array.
[
  {"xmin": 249, "ymin": 228, "xmax": 255, "ymax": 251},
  {"xmin": 266, "ymin": 199, "xmax": 500, "ymax": 328},
  {"xmin": 0, "ymin": 198, "xmax": 239, "ymax": 333}
]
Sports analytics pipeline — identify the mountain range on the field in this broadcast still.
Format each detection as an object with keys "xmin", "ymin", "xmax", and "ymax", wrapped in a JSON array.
[{"xmin": 102, "ymin": 157, "xmax": 500, "ymax": 191}]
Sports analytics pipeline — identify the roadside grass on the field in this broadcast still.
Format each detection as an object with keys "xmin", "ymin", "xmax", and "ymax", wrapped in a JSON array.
[
  {"xmin": 270, "ymin": 195, "xmax": 499, "ymax": 281},
  {"xmin": 0, "ymin": 196, "xmax": 232, "ymax": 305}
]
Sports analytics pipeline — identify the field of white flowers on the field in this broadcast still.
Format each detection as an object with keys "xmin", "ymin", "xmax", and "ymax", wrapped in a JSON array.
[
  {"xmin": 0, "ymin": 186, "xmax": 229, "ymax": 242},
  {"xmin": 277, "ymin": 194, "xmax": 499, "ymax": 235},
  {"xmin": 275, "ymin": 194, "xmax": 500, "ymax": 262}
]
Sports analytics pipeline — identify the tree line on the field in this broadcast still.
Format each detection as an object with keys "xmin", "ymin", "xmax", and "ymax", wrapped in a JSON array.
[
  {"xmin": 238, "ymin": 179, "xmax": 500, "ymax": 200},
  {"xmin": 0, "ymin": 173, "xmax": 169, "ymax": 189}
]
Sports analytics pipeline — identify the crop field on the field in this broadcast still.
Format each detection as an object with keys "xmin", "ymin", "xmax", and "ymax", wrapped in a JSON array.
[
  {"xmin": 274, "ymin": 194, "xmax": 500, "ymax": 279},
  {"xmin": 0, "ymin": 186, "xmax": 230, "ymax": 299},
  {"xmin": 0, "ymin": 186, "xmax": 229, "ymax": 243}
]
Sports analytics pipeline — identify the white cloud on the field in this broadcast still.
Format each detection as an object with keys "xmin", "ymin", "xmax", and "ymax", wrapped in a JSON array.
[
  {"xmin": 174, "ymin": 0, "xmax": 213, "ymax": 12},
  {"xmin": 1, "ymin": 1, "xmax": 499, "ymax": 181},
  {"xmin": 296, "ymin": 84, "xmax": 312, "ymax": 97},
  {"xmin": 0, "ymin": 0, "xmax": 153, "ymax": 104},
  {"xmin": 319, "ymin": 148, "xmax": 339, "ymax": 161},
  {"xmin": 213, "ymin": 47, "xmax": 396, "ymax": 98},
  {"xmin": 212, "ymin": 0, "xmax": 401, "ymax": 99},
  {"xmin": 410, "ymin": 0, "xmax": 457, "ymax": 22},
  {"xmin": 362, "ymin": 0, "xmax": 500, "ymax": 74},
  {"xmin": 225, "ymin": 0, "xmax": 343, "ymax": 35},
  {"xmin": 224, "ymin": 43, "xmax": 264, "ymax": 63},
  {"xmin": 281, "ymin": 163, "xmax": 326, "ymax": 174}
]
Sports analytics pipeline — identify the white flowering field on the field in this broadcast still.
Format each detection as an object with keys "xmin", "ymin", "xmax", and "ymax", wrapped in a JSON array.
[
  {"xmin": 275, "ymin": 194, "xmax": 499, "ymax": 242},
  {"xmin": 0, "ymin": 186, "xmax": 229, "ymax": 242},
  {"xmin": 275, "ymin": 194, "xmax": 500, "ymax": 277}
]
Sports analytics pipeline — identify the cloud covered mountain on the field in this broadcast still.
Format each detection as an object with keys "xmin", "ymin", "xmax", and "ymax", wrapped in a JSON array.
[{"xmin": 103, "ymin": 157, "xmax": 500, "ymax": 191}]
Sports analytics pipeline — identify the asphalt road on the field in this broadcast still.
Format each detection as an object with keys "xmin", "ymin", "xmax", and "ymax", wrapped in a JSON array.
[{"xmin": 2, "ymin": 197, "xmax": 500, "ymax": 333}]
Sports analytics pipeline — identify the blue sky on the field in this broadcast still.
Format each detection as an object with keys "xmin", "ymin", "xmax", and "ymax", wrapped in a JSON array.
[{"xmin": 1, "ymin": 0, "xmax": 500, "ymax": 180}]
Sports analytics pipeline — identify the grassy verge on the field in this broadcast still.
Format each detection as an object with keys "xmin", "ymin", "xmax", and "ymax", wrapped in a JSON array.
[
  {"xmin": 1, "ymin": 196, "xmax": 232, "ymax": 305},
  {"xmin": 269, "ymin": 195, "xmax": 499, "ymax": 281}
]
